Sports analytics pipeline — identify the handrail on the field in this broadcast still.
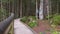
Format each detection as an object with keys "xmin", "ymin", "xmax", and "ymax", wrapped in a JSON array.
[
  {"xmin": 4, "ymin": 21, "xmax": 14, "ymax": 34},
  {"xmin": 0, "ymin": 13, "xmax": 14, "ymax": 34}
]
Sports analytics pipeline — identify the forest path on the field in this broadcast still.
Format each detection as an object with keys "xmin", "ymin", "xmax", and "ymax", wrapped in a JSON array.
[{"xmin": 14, "ymin": 18, "xmax": 34, "ymax": 34}]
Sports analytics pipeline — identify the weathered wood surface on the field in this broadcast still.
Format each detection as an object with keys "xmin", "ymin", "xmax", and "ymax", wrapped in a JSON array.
[
  {"xmin": 14, "ymin": 19, "xmax": 36, "ymax": 34},
  {"xmin": 4, "ymin": 21, "xmax": 14, "ymax": 34}
]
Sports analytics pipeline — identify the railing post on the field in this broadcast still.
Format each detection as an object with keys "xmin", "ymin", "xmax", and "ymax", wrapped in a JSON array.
[{"xmin": 4, "ymin": 20, "xmax": 14, "ymax": 34}]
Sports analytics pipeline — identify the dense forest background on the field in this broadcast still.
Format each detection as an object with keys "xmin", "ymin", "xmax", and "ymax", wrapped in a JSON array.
[{"xmin": 0, "ymin": 0, "xmax": 60, "ymax": 21}]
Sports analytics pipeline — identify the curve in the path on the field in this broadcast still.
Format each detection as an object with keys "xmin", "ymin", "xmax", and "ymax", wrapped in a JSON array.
[{"xmin": 14, "ymin": 19, "xmax": 34, "ymax": 34}]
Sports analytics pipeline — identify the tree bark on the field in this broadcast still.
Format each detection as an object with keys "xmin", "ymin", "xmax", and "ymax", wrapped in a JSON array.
[
  {"xmin": 20, "ymin": 0, "xmax": 22, "ymax": 18},
  {"xmin": 39, "ymin": 0, "xmax": 44, "ymax": 20},
  {"xmin": 57, "ymin": 1, "xmax": 59, "ymax": 14},
  {"xmin": 36, "ymin": 0, "xmax": 39, "ymax": 19},
  {"xmin": 26, "ymin": 0, "xmax": 31, "ymax": 16}
]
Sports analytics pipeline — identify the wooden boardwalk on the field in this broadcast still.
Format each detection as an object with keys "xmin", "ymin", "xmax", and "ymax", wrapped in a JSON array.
[{"xmin": 14, "ymin": 19, "xmax": 34, "ymax": 34}]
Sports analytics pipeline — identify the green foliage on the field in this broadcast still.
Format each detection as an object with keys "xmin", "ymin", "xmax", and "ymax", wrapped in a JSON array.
[
  {"xmin": 39, "ymin": 30, "xmax": 60, "ymax": 34},
  {"xmin": 2, "ymin": 0, "xmax": 8, "ymax": 3},
  {"xmin": 1, "ymin": 0, "xmax": 13, "ymax": 3},
  {"xmin": 0, "ymin": 9, "xmax": 8, "ymax": 15},
  {"xmin": 46, "ymin": 14, "xmax": 60, "ymax": 25},
  {"xmin": 51, "ymin": 30, "xmax": 59, "ymax": 34},
  {"xmin": 39, "ymin": 32, "xmax": 42, "ymax": 34},
  {"xmin": 28, "ymin": 16, "xmax": 36, "ymax": 20},
  {"xmin": 0, "ymin": 8, "xmax": 9, "ymax": 21},
  {"xmin": 51, "ymin": 31, "xmax": 58, "ymax": 34},
  {"xmin": 46, "ymin": 15, "xmax": 53, "ymax": 19},
  {"xmin": 20, "ymin": 16, "xmax": 37, "ymax": 28},
  {"xmin": 20, "ymin": 16, "xmax": 36, "ymax": 22},
  {"xmin": 28, "ymin": 20, "xmax": 37, "ymax": 28},
  {"xmin": 53, "ymin": 15, "xmax": 60, "ymax": 25},
  {"xmin": 20, "ymin": 16, "xmax": 28, "ymax": 23}
]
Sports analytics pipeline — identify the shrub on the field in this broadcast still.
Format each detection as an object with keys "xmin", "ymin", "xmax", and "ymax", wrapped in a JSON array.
[
  {"xmin": 51, "ymin": 30, "xmax": 59, "ymax": 34},
  {"xmin": 20, "ymin": 16, "xmax": 28, "ymax": 23},
  {"xmin": 28, "ymin": 16, "xmax": 36, "ymax": 20},
  {"xmin": 53, "ymin": 15, "xmax": 60, "ymax": 25},
  {"xmin": 46, "ymin": 15, "xmax": 53, "ymax": 19},
  {"xmin": 20, "ymin": 16, "xmax": 36, "ymax": 22},
  {"xmin": 20, "ymin": 16, "xmax": 37, "ymax": 28},
  {"xmin": 28, "ymin": 20, "xmax": 37, "ymax": 28},
  {"xmin": 0, "ymin": 8, "xmax": 9, "ymax": 21}
]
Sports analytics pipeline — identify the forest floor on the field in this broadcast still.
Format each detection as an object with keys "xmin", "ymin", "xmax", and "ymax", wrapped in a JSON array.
[
  {"xmin": 33, "ymin": 20, "xmax": 60, "ymax": 34},
  {"xmin": 33, "ymin": 20, "xmax": 51, "ymax": 34}
]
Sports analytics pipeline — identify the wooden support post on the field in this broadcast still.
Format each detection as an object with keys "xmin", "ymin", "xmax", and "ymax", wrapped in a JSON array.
[{"xmin": 4, "ymin": 21, "xmax": 14, "ymax": 34}]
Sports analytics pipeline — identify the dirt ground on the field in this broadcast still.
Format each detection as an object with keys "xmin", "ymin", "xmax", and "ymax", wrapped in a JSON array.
[{"xmin": 33, "ymin": 20, "xmax": 51, "ymax": 34}]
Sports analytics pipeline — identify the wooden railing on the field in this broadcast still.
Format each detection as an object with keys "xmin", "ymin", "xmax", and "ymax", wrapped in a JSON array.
[
  {"xmin": 0, "ymin": 13, "xmax": 14, "ymax": 34},
  {"xmin": 4, "ymin": 21, "xmax": 14, "ymax": 34}
]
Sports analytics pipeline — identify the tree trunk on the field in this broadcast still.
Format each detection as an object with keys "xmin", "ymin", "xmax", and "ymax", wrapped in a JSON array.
[
  {"xmin": 49, "ymin": 0, "xmax": 52, "ymax": 15},
  {"xmin": 47, "ymin": 0, "xmax": 50, "ymax": 20},
  {"xmin": 20, "ymin": 0, "xmax": 22, "ymax": 18},
  {"xmin": 57, "ymin": 1, "xmax": 59, "ymax": 14},
  {"xmin": 39, "ymin": 0, "xmax": 44, "ymax": 20},
  {"xmin": 43, "ymin": 0, "xmax": 48, "ymax": 19},
  {"xmin": 36, "ymin": 0, "xmax": 39, "ymax": 19},
  {"xmin": 26, "ymin": 0, "xmax": 31, "ymax": 16}
]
